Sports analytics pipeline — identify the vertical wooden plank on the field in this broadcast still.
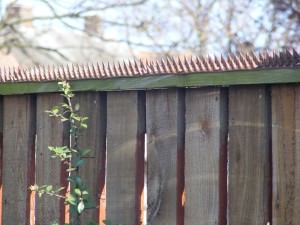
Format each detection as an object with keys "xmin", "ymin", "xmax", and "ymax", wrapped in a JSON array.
[
  {"xmin": 106, "ymin": 91, "xmax": 145, "ymax": 225},
  {"xmin": 74, "ymin": 92, "xmax": 107, "ymax": 223},
  {"xmin": 35, "ymin": 93, "xmax": 65, "ymax": 225},
  {"xmin": 146, "ymin": 89, "xmax": 185, "ymax": 225},
  {"xmin": 228, "ymin": 86, "xmax": 270, "ymax": 225},
  {"xmin": 272, "ymin": 85, "xmax": 300, "ymax": 225},
  {"xmin": 185, "ymin": 87, "xmax": 224, "ymax": 225},
  {"xmin": 2, "ymin": 95, "xmax": 36, "ymax": 225}
]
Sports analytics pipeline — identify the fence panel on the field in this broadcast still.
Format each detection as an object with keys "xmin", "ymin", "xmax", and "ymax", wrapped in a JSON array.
[
  {"xmin": 2, "ymin": 95, "xmax": 36, "ymax": 225},
  {"xmin": 36, "ymin": 93, "xmax": 66, "ymax": 225},
  {"xmin": 146, "ymin": 89, "xmax": 184, "ymax": 225},
  {"xmin": 106, "ymin": 91, "xmax": 145, "ymax": 225},
  {"xmin": 74, "ymin": 92, "xmax": 107, "ymax": 223},
  {"xmin": 184, "ymin": 87, "xmax": 224, "ymax": 225},
  {"xmin": 271, "ymin": 85, "xmax": 300, "ymax": 225},
  {"xmin": 0, "ymin": 82, "xmax": 300, "ymax": 225},
  {"xmin": 228, "ymin": 86, "xmax": 271, "ymax": 225}
]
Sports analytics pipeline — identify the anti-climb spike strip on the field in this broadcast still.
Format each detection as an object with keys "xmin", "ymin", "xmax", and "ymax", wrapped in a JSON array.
[{"xmin": 0, "ymin": 48, "xmax": 299, "ymax": 82}]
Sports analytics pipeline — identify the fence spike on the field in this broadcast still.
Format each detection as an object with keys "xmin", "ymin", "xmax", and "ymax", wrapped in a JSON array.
[
  {"xmin": 107, "ymin": 62, "xmax": 114, "ymax": 77},
  {"xmin": 176, "ymin": 57, "xmax": 184, "ymax": 72},
  {"xmin": 143, "ymin": 59, "xmax": 151, "ymax": 74},
  {"xmin": 95, "ymin": 62, "xmax": 101, "ymax": 77},
  {"xmin": 128, "ymin": 60, "xmax": 136, "ymax": 75},
  {"xmin": 214, "ymin": 55, "xmax": 222, "ymax": 70},
  {"xmin": 86, "ymin": 63, "xmax": 92, "ymax": 78},
  {"xmin": 122, "ymin": 60, "xmax": 129, "ymax": 75},
  {"xmin": 0, "ymin": 49, "xmax": 299, "ymax": 82},
  {"xmin": 149, "ymin": 60, "xmax": 157, "ymax": 74},
  {"xmin": 183, "ymin": 56, "xmax": 192, "ymax": 72},
  {"xmin": 38, "ymin": 65, "xmax": 45, "ymax": 80},
  {"xmin": 100, "ymin": 62, "xmax": 106, "ymax": 77},
  {"xmin": 133, "ymin": 60, "xmax": 141, "ymax": 75}
]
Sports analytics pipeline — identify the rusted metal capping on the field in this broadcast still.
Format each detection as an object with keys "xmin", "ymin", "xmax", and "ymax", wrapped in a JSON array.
[{"xmin": 0, "ymin": 49, "xmax": 299, "ymax": 83}]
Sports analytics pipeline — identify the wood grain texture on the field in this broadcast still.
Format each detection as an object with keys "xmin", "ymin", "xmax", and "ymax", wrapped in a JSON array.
[
  {"xmin": 106, "ymin": 91, "xmax": 145, "ymax": 225},
  {"xmin": 74, "ymin": 92, "xmax": 107, "ymax": 223},
  {"xmin": 35, "ymin": 93, "xmax": 65, "ymax": 225},
  {"xmin": 228, "ymin": 86, "xmax": 270, "ymax": 225},
  {"xmin": 146, "ymin": 89, "xmax": 184, "ymax": 225},
  {"xmin": 272, "ymin": 85, "xmax": 300, "ymax": 225},
  {"xmin": 185, "ymin": 88, "xmax": 223, "ymax": 225},
  {"xmin": 2, "ymin": 95, "xmax": 36, "ymax": 225}
]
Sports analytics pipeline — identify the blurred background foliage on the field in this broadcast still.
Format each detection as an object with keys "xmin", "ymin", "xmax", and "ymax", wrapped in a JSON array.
[{"xmin": 0, "ymin": 0, "xmax": 298, "ymax": 65}]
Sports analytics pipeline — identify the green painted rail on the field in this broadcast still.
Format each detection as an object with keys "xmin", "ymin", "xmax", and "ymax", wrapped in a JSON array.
[{"xmin": 0, "ymin": 68, "xmax": 299, "ymax": 95}]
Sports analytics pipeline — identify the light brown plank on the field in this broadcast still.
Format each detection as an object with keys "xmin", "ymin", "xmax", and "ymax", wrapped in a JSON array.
[
  {"xmin": 184, "ymin": 87, "xmax": 224, "ymax": 225},
  {"xmin": 2, "ymin": 95, "xmax": 36, "ymax": 225},
  {"xmin": 146, "ymin": 89, "xmax": 184, "ymax": 225},
  {"xmin": 106, "ymin": 91, "xmax": 145, "ymax": 225},
  {"xmin": 74, "ymin": 92, "xmax": 107, "ymax": 223},
  {"xmin": 272, "ymin": 85, "xmax": 300, "ymax": 225},
  {"xmin": 35, "ymin": 93, "xmax": 66, "ymax": 225},
  {"xmin": 228, "ymin": 86, "xmax": 270, "ymax": 225}
]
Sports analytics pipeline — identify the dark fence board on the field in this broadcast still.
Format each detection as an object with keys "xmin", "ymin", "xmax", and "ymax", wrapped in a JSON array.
[
  {"xmin": 271, "ymin": 85, "xmax": 300, "ymax": 225},
  {"xmin": 106, "ymin": 91, "xmax": 145, "ymax": 225},
  {"xmin": 228, "ymin": 86, "xmax": 270, "ymax": 225},
  {"xmin": 74, "ymin": 92, "xmax": 107, "ymax": 223},
  {"xmin": 185, "ymin": 88, "xmax": 223, "ymax": 225},
  {"xmin": 146, "ymin": 89, "xmax": 184, "ymax": 225},
  {"xmin": 2, "ymin": 95, "xmax": 36, "ymax": 225},
  {"xmin": 36, "ymin": 93, "xmax": 66, "ymax": 224}
]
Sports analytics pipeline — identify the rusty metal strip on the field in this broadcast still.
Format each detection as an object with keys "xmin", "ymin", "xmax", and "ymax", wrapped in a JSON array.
[{"xmin": 0, "ymin": 49, "xmax": 299, "ymax": 83}]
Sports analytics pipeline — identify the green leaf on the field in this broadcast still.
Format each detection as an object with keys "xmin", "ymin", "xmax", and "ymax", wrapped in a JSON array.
[
  {"xmin": 74, "ymin": 176, "xmax": 82, "ymax": 186},
  {"xmin": 77, "ymin": 200, "xmax": 85, "ymax": 214},
  {"xmin": 74, "ymin": 103, "xmax": 80, "ymax": 111},
  {"xmin": 82, "ymin": 190, "xmax": 89, "ymax": 195},
  {"xmin": 60, "ymin": 117, "xmax": 69, "ymax": 122},
  {"xmin": 80, "ymin": 122, "xmax": 88, "ymax": 129},
  {"xmin": 73, "ymin": 115, "xmax": 81, "ymax": 121},
  {"xmin": 66, "ymin": 193, "xmax": 77, "ymax": 205},
  {"xmin": 74, "ymin": 159, "xmax": 84, "ymax": 167},
  {"xmin": 50, "ymin": 222, "xmax": 59, "ymax": 225},
  {"xmin": 74, "ymin": 188, "xmax": 81, "ymax": 196},
  {"xmin": 66, "ymin": 167, "xmax": 76, "ymax": 172},
  {"xmin": 103, "ymin": 220, "xmax": 113, "ymax": 225},
  {"xmin": 80, "ymin": 148, "xmax": 91, "ymax": 157},
  {"xmin": 46, "ymin": 185, "xmax": 53, "ymax": 192},
  {"xmin": 55, "ymin": 187, "xmax": 65, "ymax": 193}
]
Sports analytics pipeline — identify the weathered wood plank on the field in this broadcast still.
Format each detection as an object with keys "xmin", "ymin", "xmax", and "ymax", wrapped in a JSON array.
[
  {"xmin": 35, "ymin": 93, "xmax": 65, "ymax": 225},
  {"xmin": 2, "ymin": 95, "xmax": 36, "ymax": 225},
  {"xmin": 272, "ymin": 85, "xmax": 300, "ymax": 225},
  {"xmin": 228, "ymin": 86, "xmax": 270, "ymax": 225},
  {"xmin": 185, "ymin": 87, "xmax": 224, "ymax": 225},
  {"xmin": 146, "ymin": 89, "xmax": 184, "ymax": 225},
  {"xmin": 106, "ymin": 91, "xmax": 145, "ymax": 225},
  {"xmin": 73, "ymin": 92, "xmax": 107, "ymax": 223}
]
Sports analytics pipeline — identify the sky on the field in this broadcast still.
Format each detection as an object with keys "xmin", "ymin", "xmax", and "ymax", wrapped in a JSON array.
[{"xmin": 0, "ymin": 0, "xmax": 293, "ymax": 55}]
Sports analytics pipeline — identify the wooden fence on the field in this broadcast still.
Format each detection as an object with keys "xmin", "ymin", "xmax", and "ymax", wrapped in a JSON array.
[{"xmin": 0, "ymin": 83, "xmax": 299, "ymax": 225}]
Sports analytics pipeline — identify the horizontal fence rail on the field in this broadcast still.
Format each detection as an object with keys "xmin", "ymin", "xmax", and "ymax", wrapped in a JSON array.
[{"xmin": 0, "ymin": 84, "xmax": 299, "ymax": 225}]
